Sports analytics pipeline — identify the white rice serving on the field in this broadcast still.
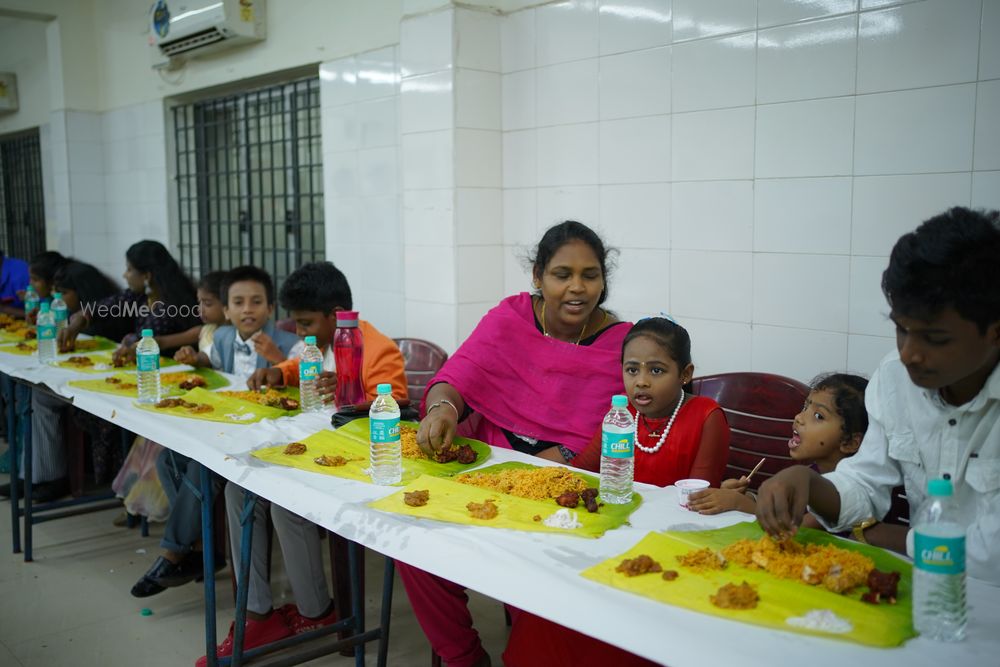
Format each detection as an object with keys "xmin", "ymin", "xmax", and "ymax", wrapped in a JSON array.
[
  {"xmin": 542, "ymin": 508, "xmax": 582, "ymax": 529},
  {"xmin": 786, "ymin": 609, "xmax": 853, "ymax": 634}
]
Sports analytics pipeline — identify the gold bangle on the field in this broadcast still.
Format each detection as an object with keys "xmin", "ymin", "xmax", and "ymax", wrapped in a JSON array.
[{"xmin": 427, "ymin": 399, "xmax": 458, "ymax": 417}]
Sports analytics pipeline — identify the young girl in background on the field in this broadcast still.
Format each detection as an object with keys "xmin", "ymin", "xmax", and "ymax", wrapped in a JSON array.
[
  {"xmin": 24, "ymin": 251, "xmax": 67, "ymax": 323},
  {"xmin": 687, "ymin": 373, "xmax": 869, "ymax": 515},
  {"xmin": 503, "ymin": 317, "xmax": 731, "ymax": 667},
  {"xmin": 172, "ymin": 270, "xmax": 227, "ymax": 366}
]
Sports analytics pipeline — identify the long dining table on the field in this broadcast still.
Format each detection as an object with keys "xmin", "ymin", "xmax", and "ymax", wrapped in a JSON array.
[{"xmin": 2, "ymin": 345, "xmax": 997, "ymax": 667}]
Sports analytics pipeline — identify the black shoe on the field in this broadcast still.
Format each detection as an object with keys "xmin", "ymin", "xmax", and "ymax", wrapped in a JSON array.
[
  {"xmin": 30, "ymin": 478, "xmax": 70, "ymax": 503},
  {"xmin": 130, "ymin": 575, "xmax": 166, "ymax": 598},
  {"xmin": 0, "ymin": 479, "xmax": 24, "ymax": 498},
  {"xmin": 150, "ymin": 553, "xmax": 205, "ymax": 588}
]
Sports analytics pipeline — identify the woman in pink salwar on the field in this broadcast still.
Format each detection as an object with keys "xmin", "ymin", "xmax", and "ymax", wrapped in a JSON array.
[{"xmin": 399, "ymin": 221, "xmax": 631, "ymax": 667}]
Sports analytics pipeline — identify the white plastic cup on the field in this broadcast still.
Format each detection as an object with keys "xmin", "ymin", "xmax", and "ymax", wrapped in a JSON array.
[{"xmin": 676, "ymin": 479, "xmax": 710, "ymax": 509}]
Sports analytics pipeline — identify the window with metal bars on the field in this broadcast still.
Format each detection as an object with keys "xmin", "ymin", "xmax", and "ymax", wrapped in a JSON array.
[
  {"xmin": 0, "ymin": 128, "xmax": 46, "ymax": 262},
  {"xmin": 173, "ymin": 76, "xmax": 324, "ymax": 307}
]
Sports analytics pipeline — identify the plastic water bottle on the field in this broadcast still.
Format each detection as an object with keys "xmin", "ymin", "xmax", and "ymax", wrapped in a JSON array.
[
  {"xmin": 912, "ymin": 477, "xmax": 967, "ymax": 641},
  {"xmin": 51, "ymin": 292, "xmax": 69, "ymax": 330},
  {"xmin": 333, "ymin": 310, "xmax": 365, "ymax": 407},
  {"xmin": 24, "ymin": 286, "xmax": 39, "ymax": 316},
  {"xmin": 36, "ymin": 302, "xmax": 57, "ymax": 363},
  {"xmin": 136, "ymin": 328, "xmax": 161, "ymax": 404},
  {"xmin": 599, "ymin": 394, "xmax": 635, "ymax": 504},
  {"xmin": 299, "ymin": 335, "xmax": 324, "ymax": 412},
  {"xmin": 369, "ymin": 383, "xmax": 401, "ymax": 485}
]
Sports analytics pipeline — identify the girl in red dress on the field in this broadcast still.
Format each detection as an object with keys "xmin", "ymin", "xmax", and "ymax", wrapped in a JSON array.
[{"xmin": 503, "ymin": 317, "xmax": 731, "ymax": 667}]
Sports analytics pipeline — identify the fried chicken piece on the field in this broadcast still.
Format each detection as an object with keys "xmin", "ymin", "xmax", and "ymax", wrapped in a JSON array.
[
  {"xmin": 455, "ymin": 444, "xmax": 478, "ymax": 464},
  {"xmin": 532, "ymin": 514, "xmax": 542, "ymax": 522},
  {"xmin": 187, "ymin": 403, "xmax": 214, "ymax": 414},
  {"xmin": 862, "ymin": 568, "xmax": 901, "ymax": 604},
  {"xmin": 662, "ymin": 570, "xmax": 679, "ymax": 581},
  {"xmin": 434, "ymin": 446, "xmax": 459, "ymax": 463},
  {"xmin": 66, "ymin": 355, "xmax": 93, "ymax": 365},
  {"xmin": 580, "ymin": 488, "xmax": 600, "ymax": 513},
  {"xmin": 24, "ymin": 330, "xmax": 36, "ymax": 340},
  {"xmin": 315, "ymin": 455, "xmax": 349, "ymax": 467},
  {"xmin": 279, "ymin": 397, "xmax": 300, "ymax": 411},
  {"xmin": 556, "ymin": 491, "xmax": 580, "ymax": 508},
  {"xmin": 710, "ymin": 582, "xmax": 758, "ymax": 610},
  {"xmin": 104, "ymin": 377, "xmax": 122, "ymax": 384},
  {"xmin": 616, "ymin": 554, "xmax": 663, "ymax": 577},
  {"xmin": 283, "ymin": 442, "xmax": 307, "ymax": 455},
  {"xmin": 156, "ymin": 398, "xmax": 184, "ymax": 409},
  {"xmin": 467, "ymin": 499, "xmax": 499, "ymax": 520},
  {"xmin": 178, "ymin": 375, "xmax": 207, "ymax": 390},
  {"xmin": 15, "ymin": 342, "xmax": 33, "ymax": 351},
  {"xmin": 404, "ymin": 490, "xmax": 430, "ymax": 507}
]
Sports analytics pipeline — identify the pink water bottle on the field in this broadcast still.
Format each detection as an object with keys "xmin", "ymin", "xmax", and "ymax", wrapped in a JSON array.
[{"xmin": 334, "ymin": 310, "xmax": 365, "ymax": 407}]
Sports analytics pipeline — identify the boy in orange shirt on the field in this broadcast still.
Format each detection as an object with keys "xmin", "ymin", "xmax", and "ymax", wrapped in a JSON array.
[
  {"xmin": 200, "ymin": 262, "xmax": 406, "ymax": 666},
  {"xmin": 247, "ymin": 262, "xmax": 406, "ymax": 402}
]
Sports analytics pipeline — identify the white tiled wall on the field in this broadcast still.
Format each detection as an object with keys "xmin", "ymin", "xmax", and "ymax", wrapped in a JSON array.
[
  {"xmin": 498, "ymin": 0, "xmax": 998, "ymax": 382},
  {"xmin": 320, "ymin": 47, "xmax": 404, "ymax": 336}
]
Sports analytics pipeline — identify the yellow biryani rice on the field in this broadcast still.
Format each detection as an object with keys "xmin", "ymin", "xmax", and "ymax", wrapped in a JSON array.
[
  {"xmin": 455, "ymin": 466, "xmax": 586, "ymax": 501},
  {"xmin": 400, "ymin": 425, "xmax": 424, "ymax": 459},
  {"xmin": 219, "ymin": 388, "xmax": 286, "ymax": 407},
  {"xmin": 722, "ymin": 535, "xmax": 873, "ymax": 594}
]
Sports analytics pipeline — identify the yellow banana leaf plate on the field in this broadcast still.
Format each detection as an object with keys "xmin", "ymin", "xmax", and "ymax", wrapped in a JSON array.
[
  {"xmin": 134, "ymin": 386, "xmax": 288, "ymax": 424},
  {"xmin": 69, "ymin": 367, "xmax": 230, "ymax": 398},
  {"xmin": 580, "ymin": 522, "xmax": 915, "ymax": 647},
  {"xmin": 252, "ymin": 420, "xmax": 491, "ymax": 485},
  {"xmin": 369, "ymin": 461, "xmax": 642, "ymax": 538}
]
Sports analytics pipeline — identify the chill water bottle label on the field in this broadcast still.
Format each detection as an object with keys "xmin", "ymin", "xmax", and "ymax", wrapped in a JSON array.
[
  {"xmin": 370, "ymin": 417, "xmax": 400, "ymax": 444},
  {"xmin": 601, "ymin": 430, "xmax": 634, "ymax": 459},
  {"xmin": 137, "ymin": 352, "xmax": 159, "ymax": 372},
  {"xmin": 914, "ymin": 533, "xmax": 965, "ymax": 575},
  {"xmin": 299, "ymin": 360, "xmax": 321, "ymax": 382},
  {"xmin": 38, "ymin": 324, "xmax": 56, "ymax": 341}
]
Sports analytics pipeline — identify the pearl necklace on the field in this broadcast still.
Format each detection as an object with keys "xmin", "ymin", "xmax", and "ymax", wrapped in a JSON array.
[{"xmin": 634, "ymin": 390, "xmax": 685, "ymax": 454}]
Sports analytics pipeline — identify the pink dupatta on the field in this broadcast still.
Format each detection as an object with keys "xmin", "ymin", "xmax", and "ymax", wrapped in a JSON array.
[{"xmin": 427, "ymin": 293, "xmax": 629, "ymax": 454}]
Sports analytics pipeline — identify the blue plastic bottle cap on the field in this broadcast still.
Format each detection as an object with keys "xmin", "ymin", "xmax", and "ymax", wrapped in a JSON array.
[
  {"xmin": 140, "ymin": 608, "xmax": 153, "ymax": 616},
  {"xmin": 927, "ymin": 478, "xmax": 953, "ymax": 497},
  {"xmin": 39, "ymin": 302, "xmax": 50, "ymax": 312},
  {"xmin": 377, "ymin": 383, "xmax": 391, "ymax": 394},
  {"xmin": 304, "ymin": 335, "xmax": 317, "ymax": 345},
  {"xmin": 53, "ymin": 292, "xmax": 62, "ymax": 299},
  {"xmin": 611, "ymin": 394, "xmax": 628, "ymax": 408},
  {"xmin": 141, "ymin": 328, "xmax": 153, "ymax": 337}
]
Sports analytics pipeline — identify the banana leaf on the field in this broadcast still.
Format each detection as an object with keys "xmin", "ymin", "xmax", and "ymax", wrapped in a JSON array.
[
  {"xmin": 580, "ymin": 522, "xmax": 915, "ymax": 647},
  {"xmin": 69, "ymin": 367, "xmax": 229, "ymax": 398},
  {"xmin": 134, "ymin": 386, "xmax": 286, "ymax": 424},
  {"xmin": 369, "ymin": 462, "xmax": 642, "ymax": 538}
]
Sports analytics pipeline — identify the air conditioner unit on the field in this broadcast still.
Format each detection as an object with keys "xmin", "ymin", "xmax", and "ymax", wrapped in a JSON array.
[
  {"xmin": 150, "ymin": 0, "xmax": 265, "ymax": 60},
  {"xmin": 0, "ymin": 72, "xmax": 18, "ymax": 113}
]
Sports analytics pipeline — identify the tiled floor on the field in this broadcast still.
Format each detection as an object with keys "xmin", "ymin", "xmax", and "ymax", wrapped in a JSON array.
[{"xmin": 0, "ymin": 444, "xmax": 510, "ymax": 666}]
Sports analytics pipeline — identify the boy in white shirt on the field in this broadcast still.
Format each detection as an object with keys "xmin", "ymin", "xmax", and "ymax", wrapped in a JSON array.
[{"xmin": 756, "ymin": 207, "xmax": 1000, "ymax": 585}]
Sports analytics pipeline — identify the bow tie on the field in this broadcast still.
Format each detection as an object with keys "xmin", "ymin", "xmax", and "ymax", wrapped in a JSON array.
[{"xmin": 234, "ymin": 340, "xmax": 253, "ymax": 355}]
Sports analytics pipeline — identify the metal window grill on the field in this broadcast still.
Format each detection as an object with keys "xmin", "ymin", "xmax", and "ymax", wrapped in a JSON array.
[
  {"xmin": 173, "ymin": 76, "xmax": 324, "ymax": 303},
  {"xmin": 0, "ymin": 129, "xmax": 46, "ymax": 261}
]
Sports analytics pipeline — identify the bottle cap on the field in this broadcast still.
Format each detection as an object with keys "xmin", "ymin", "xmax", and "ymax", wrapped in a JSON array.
[
  {"xmin": 927, "ymin": 478, "xmax": 953, "ymax": 497},
  {"xmin": 335, "ymin": 311, "xmax": 359, "ymax": 327},
  {"xmin": 304, "ymin": 335, "xmax": 317, "ymax": 345},
  {"xmin": 39, "ymin": 302, "xmax": 50, "ymax": 312},
  {"xmin": 377, "ymin": 383, "xmax": 391, "ymax": 394},
  {"xmin": 53, "ymin": 292, "xmax": 62, "ymax": 299},
  {"xmin": 611, "ymin": 394, "xmax": 628, "ymax": 408},
  {"xmin": 141, "ymin": 328, "xmax": 153, "ymax": 337}
]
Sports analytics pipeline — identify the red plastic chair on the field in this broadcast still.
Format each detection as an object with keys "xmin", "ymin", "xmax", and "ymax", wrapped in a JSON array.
[
  {"xmin": 393, "ymin": 338, "xmax": 448, "ymax": 402},
  {"xmin": 691, "ymin": 372, "xmax": 809, "ymax": 491}
]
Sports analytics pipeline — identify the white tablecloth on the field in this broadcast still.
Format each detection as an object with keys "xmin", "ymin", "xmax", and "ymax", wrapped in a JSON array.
[{"xmin": 2, "ymin": 350, "xmax": 997, "ymax": 667}]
